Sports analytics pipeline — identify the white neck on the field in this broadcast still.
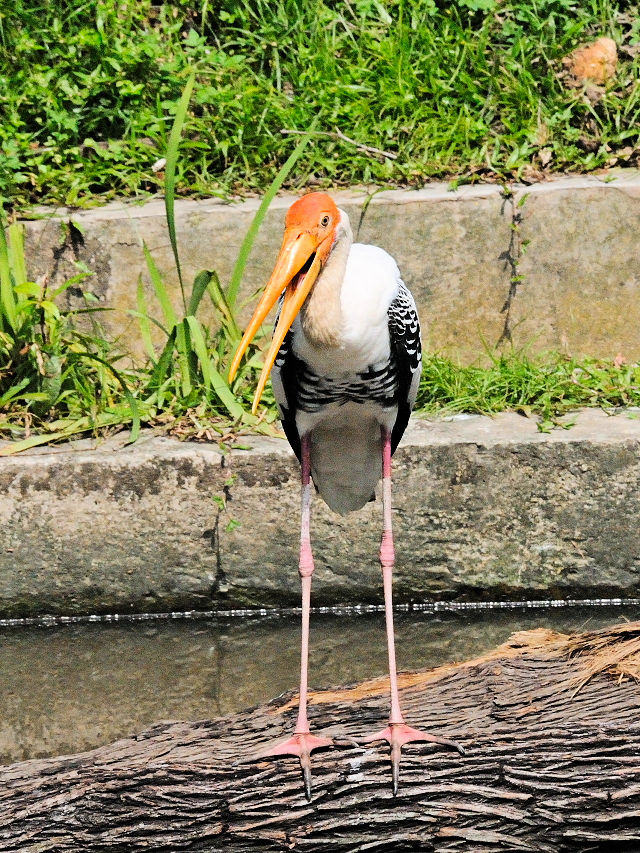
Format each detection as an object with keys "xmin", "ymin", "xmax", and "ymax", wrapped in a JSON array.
[{"xmin": 300, "ymin": 210, "xmax": 353, "ymax": 348}]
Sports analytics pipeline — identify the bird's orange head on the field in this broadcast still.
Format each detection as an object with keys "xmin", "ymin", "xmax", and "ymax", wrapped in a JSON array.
[
  {"xmin": 284, "ymin": 191, "xmax": 339, "ymax": 234},
  {"xmin": 228, "ymin": 192, "xmax": 340, "ymax": 413}
]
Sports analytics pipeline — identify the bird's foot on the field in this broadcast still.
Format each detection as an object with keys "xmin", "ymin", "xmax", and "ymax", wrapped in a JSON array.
[
  {"xmin": 360, "ymin": 722, "xmax": 465, "ymax": 796},
  {"xmin": 255, "ymin": 731, "xmax": 334, "ymax": 801}
]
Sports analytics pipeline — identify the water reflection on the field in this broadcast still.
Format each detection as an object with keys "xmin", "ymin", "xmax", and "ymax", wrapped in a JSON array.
[{"xmin": 1, "ymin": 605, "xmax": 637, "ymax": 764}]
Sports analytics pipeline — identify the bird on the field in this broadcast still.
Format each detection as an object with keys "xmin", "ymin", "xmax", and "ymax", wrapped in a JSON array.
[{"xmin": 229, "ymin": 191, "xmax": 463, "ymax": 799}]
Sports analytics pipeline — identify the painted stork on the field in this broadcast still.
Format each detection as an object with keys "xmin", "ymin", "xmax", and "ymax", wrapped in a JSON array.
[{"xmin": 229, "ymin": 192, "xmax": 462, "ymax": 799}]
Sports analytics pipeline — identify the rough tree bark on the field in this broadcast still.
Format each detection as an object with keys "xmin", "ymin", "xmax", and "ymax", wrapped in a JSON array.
[{"xmin": 2, "ymin": 622, "xmax": 640, "ymax": 852}]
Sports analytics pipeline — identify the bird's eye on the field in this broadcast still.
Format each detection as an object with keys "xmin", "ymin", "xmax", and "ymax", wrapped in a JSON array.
[{"xmin": 320, "ymin": 215, "xmax": 330, "ymax": 227}]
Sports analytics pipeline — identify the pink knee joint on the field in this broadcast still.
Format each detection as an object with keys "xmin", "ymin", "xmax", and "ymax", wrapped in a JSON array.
[
  {"xmin": 380, "ymin": 530, "xmax": 395, "ymax": 568},
  {"xmin": 299, "ymin": 542, "xmax": 315, "ymax": 578}
]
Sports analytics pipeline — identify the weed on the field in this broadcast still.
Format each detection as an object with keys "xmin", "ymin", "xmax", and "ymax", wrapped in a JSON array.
[
  {"xmin": 129, "ymin": 77, "xmax": 317, "ymax": 437},
  {"xmin": 0, "ymin": 216, "xmax": 141, "ymax": 453}
]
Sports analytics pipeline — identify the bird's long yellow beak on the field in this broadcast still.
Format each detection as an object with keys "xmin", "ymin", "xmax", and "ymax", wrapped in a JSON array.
[{"xmin": 228, "ymin": 227, "xmax": 325, "ymax": 414}]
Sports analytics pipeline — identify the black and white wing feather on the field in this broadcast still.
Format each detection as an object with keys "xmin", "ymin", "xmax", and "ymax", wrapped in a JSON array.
[
  {"xmin": 271, "ymin": 282, "xmax": 421, "ymax": 462},
  {"xmin": 387, "ymin": 281, "xmax": 422, "ymax": 454}
]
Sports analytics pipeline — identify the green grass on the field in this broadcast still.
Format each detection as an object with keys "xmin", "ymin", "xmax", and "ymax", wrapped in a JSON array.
[
  {"xmin": 1, "ymin": 0, "xmax": 639, "ymax": 208},
  {"xmin": 416, "ymin": 351, "xmax": 640, "ymax": 431},
  {"xmin": 0, "ymin": 28, "xmax": 640, "ymax": 455}
]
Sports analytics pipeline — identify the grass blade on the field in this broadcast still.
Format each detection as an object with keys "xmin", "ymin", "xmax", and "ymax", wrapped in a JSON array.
[
  {"xmin": 148, "ymin": 328, "xmax": 177, "ymax": 390},
  {"xmin": 51, "ymin": 270, "xmax": 92, "ymax": 298},
  {"xmin": 226, "ymin": 118, "xmax": 318, "ymax": 311},
  {"xmin": 126, "ymin": 310, "xmax": 169, "ymax": 338},
  {"xmin": 0, "ymin": 430, "xmax": 80, "ymax": 455},
  {"xmin": 185, "ymin": 315, "xmax": 244, "ymax": 419},
  {"xmin": 136, "ymin": 275, "xmax": 156, "ymax": 362},
  {"xmin": 164, "ymin": 70, "xmax": 195, "ymax": 313},
  {"xmin": 0, "ymin": 213, "xmax": 17, "ymax": 333},
  {"xmin": 7, "ymin": 224, "xmax": 27, "ymax": 289},
  {"xmin": 0, "ymin": 411, "xmax": 134, "ymax": 456},
  {"xmin": 143, "ymin": 242, "xmax": 177, "ymax": 330},
  {"xmin": 207, "ymin": 270, "xmax": 240, "ymax": 341},
  {"xmin": 0, "ymin": 376, "xmax": 30, "ymax": 407},
  {"xmin": 175, "ymin": 319, "xmax": 193, "ymax": 397},
  {"xmin": 185, "ymin": 315, "xmax": 212, "ymax": 388},
  {"xmin": 188, "ymin": 269, "xmax": 214, "ymax": 316}
]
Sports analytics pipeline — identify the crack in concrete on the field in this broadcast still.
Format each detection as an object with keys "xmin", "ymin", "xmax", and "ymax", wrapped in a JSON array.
[{"xmin": 497, "ymin": 185, "xmax": 530, "ymax": 346}]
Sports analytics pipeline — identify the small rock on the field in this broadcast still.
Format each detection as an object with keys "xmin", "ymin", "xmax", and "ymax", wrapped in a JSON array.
[
  {"xmin": 564, "ymin": 36, "xmax": 617, "ymax": 84},
  {"xmin": 538, "ymin": 147, "xmax": 552, "ymax": 168}
]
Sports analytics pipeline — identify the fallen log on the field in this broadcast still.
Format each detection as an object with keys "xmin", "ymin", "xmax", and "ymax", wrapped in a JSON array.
[{"xmin": 2, "ymin": 621, "xmax": 640, "ymax": 852}]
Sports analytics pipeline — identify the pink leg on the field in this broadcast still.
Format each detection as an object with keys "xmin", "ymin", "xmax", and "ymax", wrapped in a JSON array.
[
  {"xmin": 361, "ymin": 427, "xmax": 464, "ymax": 795},
  {"xmin": 256, "ymin": 432, "xmax": 332, "ymax": 799}
]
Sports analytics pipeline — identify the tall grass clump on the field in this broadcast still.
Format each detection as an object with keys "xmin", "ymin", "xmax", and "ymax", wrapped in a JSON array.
[
  {"xmin": 0, "ymin": 215, "xmax": 141, "ymax": 453},
  {"xmin": 0, "ymin": 73, "xmax": 316, "ymax": 453},
  {"xmin": 129, "ymin": 75, "xmax": 317, "ymax": 437}
]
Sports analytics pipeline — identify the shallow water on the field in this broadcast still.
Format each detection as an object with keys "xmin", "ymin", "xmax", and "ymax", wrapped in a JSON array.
[{"xmin": 1, "ymin": 603, "xmax": 638, "ymax": 765}]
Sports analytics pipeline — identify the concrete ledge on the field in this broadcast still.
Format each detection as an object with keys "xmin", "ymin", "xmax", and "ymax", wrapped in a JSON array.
[
  {"xmin": 1, "ymin": 409, "xmax": 639, "ymax": 616},
  {"xmin": 22, "ymin": 170, "xmax": 640, "ymax": 362}
]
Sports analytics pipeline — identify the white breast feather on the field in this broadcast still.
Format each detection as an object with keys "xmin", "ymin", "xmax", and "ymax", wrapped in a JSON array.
[
  {"xmin": 291, "ymin": 243, "xmax": 400, "ymax": 376},
  {"xmin": 289, "ymin": 241, "xmax": 405, "ymax": 514}
]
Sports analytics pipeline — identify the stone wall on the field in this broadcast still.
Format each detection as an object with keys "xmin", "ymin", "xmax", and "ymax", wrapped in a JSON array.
[
  {"xmin": 1, "ymin": 410, "xmax": 639, "ymax": 616},
  {"xmin": 22, "ymin": 170, "xmax": 640, "ymax": 363}
]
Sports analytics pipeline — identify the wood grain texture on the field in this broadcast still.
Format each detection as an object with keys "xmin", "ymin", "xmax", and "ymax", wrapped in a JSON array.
[{"xmin": 2, "ymin": 623, "xmax": 640, "ymax": 852}]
